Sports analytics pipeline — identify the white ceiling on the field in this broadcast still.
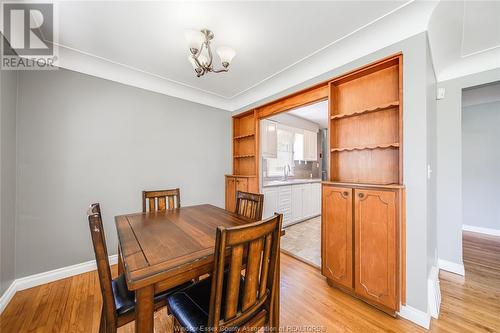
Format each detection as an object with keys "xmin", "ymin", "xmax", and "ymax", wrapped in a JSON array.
[
  {"xmin": 28, "ymin": 0, "xmax": 439, "ymax": 111},
  {"xmin": 428, "ymin": 1, "xmax": 500, "ymax": 81},
  {"xmin": 9, "ymin": 1, "xmax": 498, "ymax": 110},
  {"xmin": 288, "ymin": 100, "xmax": 329, "ymax": 128},
  {"xmin": 54, "ymin": 1, "xmax": 408, "ymax": 99}
]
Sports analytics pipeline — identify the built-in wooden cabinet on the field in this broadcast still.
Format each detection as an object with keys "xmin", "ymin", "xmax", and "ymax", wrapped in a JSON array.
[
  {"xmin": 322, "ymin": 186, "xmax": 353, "ymax": 289},
  {"xmin": 225, "ymin": 175, "xmax": 257, "ymax": 212},
  {"xmin": 322, "ymin": 54, "xmax": 405, "ymax": 315},
  {"xmin": 354, "ymin": 188, "xmax": 397, "ymax": 310},
  {"xmin": 322, "ymin": 183, "xmax": 403, "ymax": 313}
]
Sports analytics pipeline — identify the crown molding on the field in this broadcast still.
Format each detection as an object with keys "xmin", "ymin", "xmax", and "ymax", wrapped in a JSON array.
[{"xmin": 49, "ymin": 1, "xmax": 437, "ymax": 112}]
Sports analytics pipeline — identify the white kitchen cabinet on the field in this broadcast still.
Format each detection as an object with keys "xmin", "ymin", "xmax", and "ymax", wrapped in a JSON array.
[
  {"xmin": 303, "ymin": 184, "xmax": 314, "ymax": 218},
  {"xmin": 304, "ymin": 130, "xmax": 318, "ymax": 161},
  {"xmin": 262, "ymin": 187, "xmax": 279, "ymax": 219},
  {"xmin": 263, "ymin": 182, "xmax": 321, "ymax": 227},
  {"xmin": 291, "ymin": 184, "xmax": 304, "ymax": 222},
  {"xmin": 293, "ymin": 131, "xmax": 304, "ymax": 161},
  {"xmin": 261, "ymin": 119, "xmax": 277, "ymax": 158},
  {"xmin": 278, "ymin": 186, "xmax": 292, "ymax": 226}
]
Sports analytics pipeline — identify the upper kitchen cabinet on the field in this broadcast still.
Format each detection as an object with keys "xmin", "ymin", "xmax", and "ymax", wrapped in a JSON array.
[
  {"xmin": 261, "ymin": 119, "xmax": 278, "ymax": 158},
  {"xmin": 293, "ymin": 129, "xmax": 318, "ymax": 161}
]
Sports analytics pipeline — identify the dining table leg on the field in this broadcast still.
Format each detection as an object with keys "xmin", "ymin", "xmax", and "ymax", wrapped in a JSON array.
[{"xmin": 136, "ymin": 285, "xmax": 154, "ymax": 333}]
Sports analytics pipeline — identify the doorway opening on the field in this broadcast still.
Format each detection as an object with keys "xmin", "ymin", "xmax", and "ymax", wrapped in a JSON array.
[{"xmin": 259, "ymin": 100, "xmax": 329, "ymax": 267}]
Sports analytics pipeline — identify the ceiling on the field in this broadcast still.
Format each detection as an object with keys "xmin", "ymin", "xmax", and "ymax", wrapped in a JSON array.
[
  {"xmin": 462, "ymin": 81, "xmax": 500, "ymax": 108},
  {"xmin": 27, "ymin": 0, "xmax": 438, "ymax": 111},
  {"xmin": 288, "ymin": 101, "xmax": 329, "ymax": 128},
  {"xmin": 6, "ymin": 1, "xmax": 499, "ymax": 110},
  {"xmin": 428, "ymin": 1, "xmax": 500, "ymax": 81}
]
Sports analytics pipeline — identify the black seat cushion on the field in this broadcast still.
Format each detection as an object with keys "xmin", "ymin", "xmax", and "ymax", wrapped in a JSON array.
[
  {"xmin": 112, "ymin": 274, "xmax": 192, "ymax": 317},
  {"xmin": 167, "ymin": 274, "xmax": 245, "ymax": 333}
]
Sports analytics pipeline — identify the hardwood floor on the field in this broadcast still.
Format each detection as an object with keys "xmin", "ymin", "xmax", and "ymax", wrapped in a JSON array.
[{"xmin": 1, "ymin": 231, "xmax": 499, "ymax": 332}]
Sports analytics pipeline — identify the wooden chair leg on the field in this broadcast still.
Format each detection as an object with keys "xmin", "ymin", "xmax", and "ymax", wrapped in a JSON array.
[
  {"xmin": 118, "ymin": 247, "xmax": 123, "ymax": 275},
  {"xmin": 99, "ymin": 306, "xmax": 106, "ymax": 333}
]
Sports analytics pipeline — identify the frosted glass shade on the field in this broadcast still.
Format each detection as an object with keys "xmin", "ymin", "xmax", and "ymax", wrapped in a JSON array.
[
  {"xmin": 184, "ymin": 29, "xmax": 204, "ymax": 50},
  {"xmin": 188, "ymin": 54, "xmax": 209, "ymax": 68},
  {"xmin": 216, "ymin": 46, "xmax": 236, "ymax": 65}
]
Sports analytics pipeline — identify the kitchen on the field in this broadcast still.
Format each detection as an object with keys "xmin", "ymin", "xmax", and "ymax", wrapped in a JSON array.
[{"xmin": 260, "ymin": 100, "xmax": 328, "ymax": 267}]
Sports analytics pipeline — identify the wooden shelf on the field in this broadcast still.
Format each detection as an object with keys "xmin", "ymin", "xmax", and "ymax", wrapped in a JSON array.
[
  {"xmin": 233, "ymin": 133, "xmax": 255, "ymax": 139},
  {"xmin": 234, "ymin": 154, "xmax": 255, "ymax": 159},
  {"xmin": 331, "ymin": 143, "xmax": 399, "ymax": 152},
  {"xmin": 331, "ymin": 101, "xmax": 399, "ymax": 120}
]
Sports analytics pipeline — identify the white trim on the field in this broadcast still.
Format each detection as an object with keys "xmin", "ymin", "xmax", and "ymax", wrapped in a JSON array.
[
  {"xmin": 0, "ymin": 254, "xmax": 117, "ymax": 314},
  {"xmin": 398, "ymin": 305, "xmax": 431, "ymax": 329},
  {"xmin": 438, "ymin": 258, "xmax": 465, "ymax": 276},
  {"xmin": 463, "ymin": 224, "xmax": 500, "ymax": 237},
  {"xmin": 428, "ymin": 266, "xmax": 441, "ymax": 319},
  {"xmin": 0, "ymin": 281, "xmax": 17, "ymax": 314}
]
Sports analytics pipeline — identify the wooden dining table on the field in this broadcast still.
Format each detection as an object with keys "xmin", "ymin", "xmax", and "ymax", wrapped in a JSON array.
[{"xmin": 115, "ymin": 204, "xmax": 281, "ymax": 333}]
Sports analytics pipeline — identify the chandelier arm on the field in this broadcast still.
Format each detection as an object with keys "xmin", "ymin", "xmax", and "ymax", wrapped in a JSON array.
[
  {"xmin": 211, "ymin": 68, "xmax": 228, "ymax": 73},
  {"xmin": 206, "ymin": 40, "xmax": 214, "ymax": 68}
]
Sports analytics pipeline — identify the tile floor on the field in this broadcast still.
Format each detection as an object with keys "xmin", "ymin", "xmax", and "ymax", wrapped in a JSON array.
[{"xmin": 281, "ymin": 215, "xmax": 321, "ymax": 267}]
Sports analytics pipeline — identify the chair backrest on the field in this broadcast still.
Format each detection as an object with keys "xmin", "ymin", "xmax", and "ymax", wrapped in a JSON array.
[
  {"xmin": 142, "ymin": 188, "xmax": 181, "ymax": 212},
  {"xmin": 87, "ymin": 203, "xmax": 117, "ymax": 325},
  {"xmin": 235, "ymin": 191, "xmax": 264, "ymax": 221},
  {"xmin": 208, "ymin": 213, "xmax": 283, "ymax": 332}
]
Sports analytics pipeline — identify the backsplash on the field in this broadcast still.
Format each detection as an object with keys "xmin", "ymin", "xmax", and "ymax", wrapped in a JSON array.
[{"xmin": 262, "ymin": 159, "xmax": 320, "ymax": 180}]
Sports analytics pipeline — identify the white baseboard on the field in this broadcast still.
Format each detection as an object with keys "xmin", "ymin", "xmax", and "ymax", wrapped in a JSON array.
[
  {"xmin": 428, "ymin": 266, "xmax": 441, "ymax": 319},
  {"xmin": 0, "ymin": 281, "xmax": 17, "ymax": 314},
  {"xmin": 398, "ymin": 305, "xmax": 431, "ymax": 329},
  {"xmin": 0, "ymin": 254, "xmax": 117, "ymax": 314},
  {"xmin": 438, "ymin": 258, "xmax": 465, "ymax": 276},
  {"xmin": 463, "ymin": 225, "xmax": 500, "ymax": 237}
]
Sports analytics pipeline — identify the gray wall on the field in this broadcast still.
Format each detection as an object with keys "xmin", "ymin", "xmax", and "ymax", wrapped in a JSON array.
[
  {"xmin": 462, "ymin": 100, "xmax": 500, "ymax": 230},
  {"xmin": 426, "ymin": 38, "xmax": 438, "ymax": 273},
  {"xmin": 15, "ymin": 69, "xmax": 231, "ymax": 277},
  {"xmin": 235, "ymin": 32, "xmax": 433, "ymax": 313},
  {"xmin": 436, "ymin": 68, "xmax": 500, "ymax": 266},
  {"xmin": 0, "ymin": 69, "xmax": 18, "ymax": 295}
]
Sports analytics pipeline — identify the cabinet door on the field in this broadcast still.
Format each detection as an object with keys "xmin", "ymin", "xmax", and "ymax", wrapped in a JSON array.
[
  {"xmin": 291, "ymin": 185, "xmax": 304, "ymax": 222},
  {"xmin": 236, "ymin": 177, "xmax": 248, "ymax": 193},
  {"xmin": 354, "ymin": 189, "xmax": 397, "ymax": 311},
  {"xmin": 225, "ymin": 177, "xmax": 236, "ymax": 212},
  {"xmin": 303, "ymin": 184, "xmax": 313, "ymax": 218},
  {"xmin": 261, "ymin": 120, "xmax": 277, "ymax": 158},
  {"xmin": 262, "ymin": 188, "xmax": 279, "ymax": 219},
  {"xmin": 304, "ymin": 130, "xmax": 318, "ymax": 161},
  {"xmin": 322, "ymin": 186, "xmax": 353, "ymax": 289},
  {"xmin": 278, "ymin": 186, "xmax": 292, "ymax": 226}
]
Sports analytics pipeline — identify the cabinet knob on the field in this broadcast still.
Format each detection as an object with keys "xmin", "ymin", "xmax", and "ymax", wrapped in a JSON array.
[
  {"xmin": 358, "ymin": 193, "xmax": 365, "ymax": 198},
  {"xmin": 343, "ymin": 191, "xmax": 349, "ymax": 196}
]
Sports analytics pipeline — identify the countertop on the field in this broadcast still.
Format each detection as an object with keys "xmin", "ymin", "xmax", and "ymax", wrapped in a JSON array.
[{"xmin": 262, "ymin": 178, "xmax": 322, "ymax": 188}]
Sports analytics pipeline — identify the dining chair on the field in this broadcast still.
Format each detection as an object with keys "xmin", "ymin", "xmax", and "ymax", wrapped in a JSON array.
[
  {"xmin": 235, "ymin": 191, "xmax": 264, "ymax": 221},
  {"xmin": 166, "ymin": 213, "xmax": 283, "ymax": 333},
  {"xmin": 142, "ymin": 188, "xmax": 181, "ymax": 212},
  {"xmin": 87, "ymin": 203, "xmax": 190, "ymax": 333}
]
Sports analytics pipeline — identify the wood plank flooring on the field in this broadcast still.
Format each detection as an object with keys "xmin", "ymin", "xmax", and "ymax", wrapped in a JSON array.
[{"xmin": 1, "ymin": 231, "xmax": 499, "ymax": 332}]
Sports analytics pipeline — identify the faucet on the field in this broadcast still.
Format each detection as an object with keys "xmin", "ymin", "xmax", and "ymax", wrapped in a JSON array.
[{"xmin": 283, "ymin": 164, "xmax": 291, "ymax": 181}]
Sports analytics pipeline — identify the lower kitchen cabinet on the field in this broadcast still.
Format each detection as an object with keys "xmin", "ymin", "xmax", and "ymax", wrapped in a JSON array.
[
  {"xmin": 263, "ymin": 181, "xmax": 321, "ymax": 227},
  {"xmin": 225, "ymin": 175, "xmax": 258, "ymax": 212},
  {"xmin": 321, "ymin": 182, "xmax": 404, "ymax": 314}
]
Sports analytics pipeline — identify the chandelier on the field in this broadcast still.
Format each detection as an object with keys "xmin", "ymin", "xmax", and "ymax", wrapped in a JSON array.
[{"xmin": 184, "ymin": 29, "xmax": 236, "ymax": 77}]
